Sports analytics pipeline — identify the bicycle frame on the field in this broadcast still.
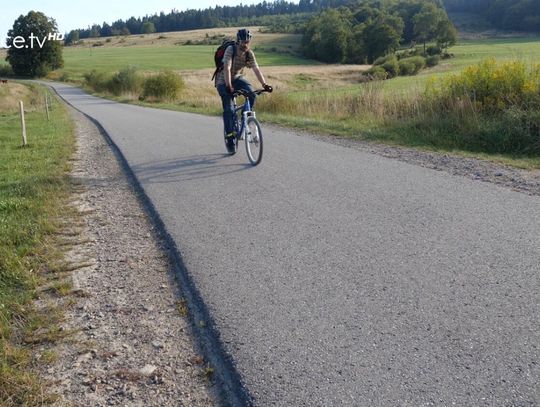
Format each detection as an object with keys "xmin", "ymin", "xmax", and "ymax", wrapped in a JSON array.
[{"xmin": 231, "ymin": 95, "xmax": 256, "ymax": 139}]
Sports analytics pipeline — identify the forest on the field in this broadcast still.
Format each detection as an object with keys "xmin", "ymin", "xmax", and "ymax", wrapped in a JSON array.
[{"xmin": 443, "ymin": 0, "xmax": 540, "ymax": 32}]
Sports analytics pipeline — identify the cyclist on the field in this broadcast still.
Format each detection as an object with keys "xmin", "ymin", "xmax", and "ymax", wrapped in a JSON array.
[{"xmin": 215, "ymin": 28, "xmax": 272, "ymax": 154}]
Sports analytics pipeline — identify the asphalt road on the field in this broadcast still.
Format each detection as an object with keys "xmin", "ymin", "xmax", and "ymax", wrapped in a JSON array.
[{"xmin": 50, "ymin": 83, "xmax": 539, "ymax": 406}]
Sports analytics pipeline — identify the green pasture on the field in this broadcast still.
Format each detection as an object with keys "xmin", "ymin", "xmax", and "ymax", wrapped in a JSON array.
[
  {"xmin": 60, "ymin": 45, "xmax": 318, "ymax": 80},
  {"xmin": 384, "ymin": 37, "xmax": 540, "ymax": 93}
]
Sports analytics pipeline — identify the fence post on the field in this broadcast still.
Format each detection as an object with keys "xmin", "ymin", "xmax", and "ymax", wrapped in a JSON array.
[
  {"xmin": 19, "ymin": 100, "xmax": 27, "ymax": 146},
  {"xmin": 45, "ymin": 95, "xmax": 50, "ymax": 121}
]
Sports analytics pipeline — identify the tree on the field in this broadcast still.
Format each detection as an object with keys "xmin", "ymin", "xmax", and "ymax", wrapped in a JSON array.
[
  {"xmin": 89, "ymin": 24, "xmax": 101, "ymax": 38},
  {"xmin": 301, "ymin": 8, "xmax": 351, "ymax": 63},
  {"xmin": 435, "ymin": 18, "xmax": 457, "ymax": 52},
  {"xmin": 142, "ymin": 22, "xmax": 156, "ymax": 34},
  {"xmin": 65, "ymin": 30, "xmax": 80, "ymax": 46},
  {"xmin": 361, "ymin": 12, "xmax": 404, "ymax": 63},
  {"xmin": 6, "ymin": 11, "xmax": 63, "ymax": 77},
  {"xmin": 412, "ymin": 3, "xmax": 446, "ymax": 52}
]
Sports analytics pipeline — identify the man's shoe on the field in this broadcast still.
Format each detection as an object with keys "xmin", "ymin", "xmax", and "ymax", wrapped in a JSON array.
[{"xmin": 225, "ymin": 132, "xmax": 236, "ymax": 154}]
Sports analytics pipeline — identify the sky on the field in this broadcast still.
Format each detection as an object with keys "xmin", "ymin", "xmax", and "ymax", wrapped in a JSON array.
[{"xmin": 1, "ymin": 0, "xmax": 270, "ymax": 47}]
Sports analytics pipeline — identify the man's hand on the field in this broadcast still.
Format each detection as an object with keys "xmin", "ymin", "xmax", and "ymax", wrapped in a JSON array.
[
  {"xmin": 263, "ymin": 84, "xmax": 273, "ymax": 93},
  {"xmin": 227, "ymin": 85, "xmax": 234, "ymax": 95}
]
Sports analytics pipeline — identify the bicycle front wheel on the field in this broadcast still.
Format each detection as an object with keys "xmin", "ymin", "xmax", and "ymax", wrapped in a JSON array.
[{"xmin": 245, "ymin": 117, "xmax": 263, "ymax": 165}]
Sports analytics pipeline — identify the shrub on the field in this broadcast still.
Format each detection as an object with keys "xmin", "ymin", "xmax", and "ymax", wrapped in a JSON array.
[
  {"xmin": 364, "ymin": 66, "xmax": 387, "ymax": 80},
  {"xmin": 435, "ymin": 58, "xmax": 540, "ymax": 112},
  {"xmin": 107, "ymin": 66, "xmax": 142, "ymax": 96},
  {"xmin": 142, "ymin": 71, "xmax": 185, "ymax": 101},
  {"xmin": 421, "ymin": 59, "xmax": 540, "ymax": 155},
  {"xmin": 83, "ymin": 70, "xmax": 110, "ymax": 92},
  {"xmin": 398, "ymin": 56, "xmax": 426, "ymax": 75},
  {"xmin": 426, "ymin": 55, "xmax": 440, "ymax": 67},
  {"xmin": 373, "ymin": 54, "xmax": 394, "ymax": 66},
  {"xmin": 0, "ymin": 64, "xmax": 14, "ymax": 77},
  {"xmin": 398, "ymin": 60, "xmax": 417, "ymax": 76},
  {"xmin": 397, "ymin": 47, "xmax": 423, "ymax": 60},
  {"xmin": 92, "ymin": 41, "xmax": 104, "ymax": 47},
  {"xmin": 381, "ymin": 56, "xmax": 400, "ymax": 78},
  {"xmin": 426, "ymin": 45, "xmax": 442, "ymax": 56}
]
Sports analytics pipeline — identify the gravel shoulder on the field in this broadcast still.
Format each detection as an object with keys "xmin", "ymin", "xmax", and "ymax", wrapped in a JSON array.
[{"xmin": 43, "ymin": 106, "xmax": 216, "ymax": 406}]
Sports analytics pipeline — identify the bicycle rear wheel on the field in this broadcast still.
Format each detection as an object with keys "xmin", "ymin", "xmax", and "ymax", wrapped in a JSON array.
[{"xmin": 245, "ymin": 117, "xmax": 263, "ymax": 165}]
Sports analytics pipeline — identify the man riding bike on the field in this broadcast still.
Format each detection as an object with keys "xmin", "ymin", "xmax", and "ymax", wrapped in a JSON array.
[{"xmin": 215, "ymin": 28, "xmax": 272, "ymax": 154}]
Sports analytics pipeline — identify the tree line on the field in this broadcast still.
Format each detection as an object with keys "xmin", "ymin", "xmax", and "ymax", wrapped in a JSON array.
[
  {"xmin": 442, "ymin": 0, "xmax": 540, "ymax": 32},
  {"xmin": 302, "ymin": 0, "xmax": 456, "ymax": 64},
  {"xmin": 66, "ymin": 0, "xmax": 352, "ymax": 43}
]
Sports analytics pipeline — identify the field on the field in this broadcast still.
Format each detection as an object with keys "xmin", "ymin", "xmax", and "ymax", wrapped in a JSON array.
[{"xmin": 386, "ymin": 37, "xmax": 540, "ymax": 93}]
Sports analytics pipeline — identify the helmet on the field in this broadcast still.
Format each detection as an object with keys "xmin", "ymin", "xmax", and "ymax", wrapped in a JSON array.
[{"xmin": 237, "ymin": 28, "xmax": 252, "ymax": 42}]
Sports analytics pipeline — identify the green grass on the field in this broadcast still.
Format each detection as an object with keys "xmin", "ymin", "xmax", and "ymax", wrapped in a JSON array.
[
  {"xmin": 383, "ymin": 37, "xmax": 540, "ymax": 92},
  {"xmin": 59, "ymin": 45, "xmax": 318, "ymax": 81},
  {"xmin": 0, "ymin": 84, "xmax": 75, "ymax": 405}
]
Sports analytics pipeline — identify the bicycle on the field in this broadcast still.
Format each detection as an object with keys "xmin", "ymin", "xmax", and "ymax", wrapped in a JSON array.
[{"xmin": 225, "ymin": 88, "xmax": 271, "ymax": 166}]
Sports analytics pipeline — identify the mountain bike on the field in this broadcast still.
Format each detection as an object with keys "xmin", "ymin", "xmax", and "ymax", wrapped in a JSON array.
[{"xmin": 225, "ymin": 88, "xmax": 271, "ymax": 166}]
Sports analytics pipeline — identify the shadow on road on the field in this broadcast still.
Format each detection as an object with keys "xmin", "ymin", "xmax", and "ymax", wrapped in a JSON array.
[{"xmin": 132, "ymin": 153, "xmax": 253, "ymax": 183}]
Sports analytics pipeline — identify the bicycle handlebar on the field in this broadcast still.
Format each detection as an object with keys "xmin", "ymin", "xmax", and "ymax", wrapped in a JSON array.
[{"xmin": 232, "ymin": 88, "xmax": 271, "ymax": 98}]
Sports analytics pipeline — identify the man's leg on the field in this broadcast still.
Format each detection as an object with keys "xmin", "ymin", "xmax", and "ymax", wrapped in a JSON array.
[
  {"xmin": 233, "ymin": 77, "xmax": 256, "ymax": 109},
  {"xmin": 217, "ymin": 84, "xmax": 234, "ymax": 134},
  {"xmin": 217, "ymin": 84, "xmax": 236, "ymax": 153}
]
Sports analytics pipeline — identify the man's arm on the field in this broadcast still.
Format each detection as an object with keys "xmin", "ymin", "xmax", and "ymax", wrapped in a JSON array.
[
  {"xmin": 223, "ymin": 46, "xmax": 234, "ymax": 92},
  {"xmin": 224, "ymin": 58, "xmax": 233, "ymax": 92},
  {"xmin": 252, "ymin": 65, "xmax": 267, "ymax": 87}
]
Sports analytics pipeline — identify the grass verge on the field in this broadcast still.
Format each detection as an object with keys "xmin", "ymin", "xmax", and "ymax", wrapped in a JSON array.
[{"xmin": 0, "ymin": 82, "xmax": 75, "ymax": 405}]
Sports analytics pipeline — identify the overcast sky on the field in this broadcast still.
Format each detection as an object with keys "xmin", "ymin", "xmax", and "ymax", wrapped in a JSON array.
[{"xmin": 2, "ymin": 0, "xmax": 276, "ymax": 47}]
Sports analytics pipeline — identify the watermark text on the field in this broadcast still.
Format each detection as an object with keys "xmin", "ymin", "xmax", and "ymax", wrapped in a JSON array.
[{"xmin": 7, "ymin": 32, "xmax": 64, "ymax": 49}]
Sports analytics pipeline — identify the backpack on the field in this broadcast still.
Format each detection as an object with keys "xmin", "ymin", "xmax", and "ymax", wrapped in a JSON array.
[{"xmin": 211, "ymin": 39, "xmax": 236, "ymax": 81}]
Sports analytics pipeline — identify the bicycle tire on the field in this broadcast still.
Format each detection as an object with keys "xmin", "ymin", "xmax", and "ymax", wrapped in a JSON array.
[{"xmin": 245, "ymin": 116, "xmax": 263, "ymax": 165}]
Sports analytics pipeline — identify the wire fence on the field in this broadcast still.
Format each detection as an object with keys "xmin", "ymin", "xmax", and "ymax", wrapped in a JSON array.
[{"xmin": 1, "ymin": 85, "xmax": 61, "ymax": 147}]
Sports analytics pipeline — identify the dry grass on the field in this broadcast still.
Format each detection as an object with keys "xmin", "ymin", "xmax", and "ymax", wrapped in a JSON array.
[
  {"xmin": 70, "ymin": 26, "xmax": 298, "ymax": 49},
  {"xmin": 168, "ymin": 63, "xmax": 371, "ymax": 113},
  {"xmin": 0, "ymin": 82, "xmax": 37, "ymax": 112}
]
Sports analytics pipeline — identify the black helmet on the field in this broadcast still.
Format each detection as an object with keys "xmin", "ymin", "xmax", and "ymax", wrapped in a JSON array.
[{"xmin": 237, "ymin": 28, "xmax": 252, "ymax": 42}]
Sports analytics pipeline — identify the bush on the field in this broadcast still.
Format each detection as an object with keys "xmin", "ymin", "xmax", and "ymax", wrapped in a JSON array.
[
  {"xmin": 0, "ymin": 64, "xmax": 13, "ymax": 77},
  {"xmin": 426, "ymin": 55, "xmax": 440, "ymax": 67},
  {"xmin": 364, "ymin": 66, "xmax": 387, "ymax": 80},
  {"xmin": 421, "ymin": 58, "xmax": 540, "ymax": 155},
  {"xmin": 107, "ymin": 66, "xmax": 142, "ymax": 96},
  {"xmin": 396, "ymin": 47, "xmax": 423, "ymax": 60},
  {"xmin": 398, "ymin": 60, "xmax": 417, "ymax": 76},
  {"xmin": 434, "ymin": 58, "xmax": 540, "ymax": 112},
  {"xmin": 142, "ymin": 71, "xmax": 185, "ymax": 101},
  {"xmin": 373, "ymin": 54, "xmax": 394, "ymax": 66},
  {"xmin": 59, "ymin": 72, "xmax": 71, "ymax": 82},
  {"xmin": 398, "ymin": 56, "xmax": 425, "ymax": 75},
  {"xmin": 381, "ymin": 56, "xmax": 400, "ymax": 78},
  {"xmin": 426, "ymin": 45, "xmax": 442, "ymax": 56},
  {"xmin": 83, "ymin": 70, "xmax": 110, "ymax": 92}
]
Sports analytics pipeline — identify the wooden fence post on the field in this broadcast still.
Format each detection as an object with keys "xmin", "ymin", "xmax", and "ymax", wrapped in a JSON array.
[
  {"xmin": 45, "ymin": 95, "xmax": 50, "ymax": 121},
  {"xmin": 19, "ymin": 100, "xmax": 27, "ymax": 146}
]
